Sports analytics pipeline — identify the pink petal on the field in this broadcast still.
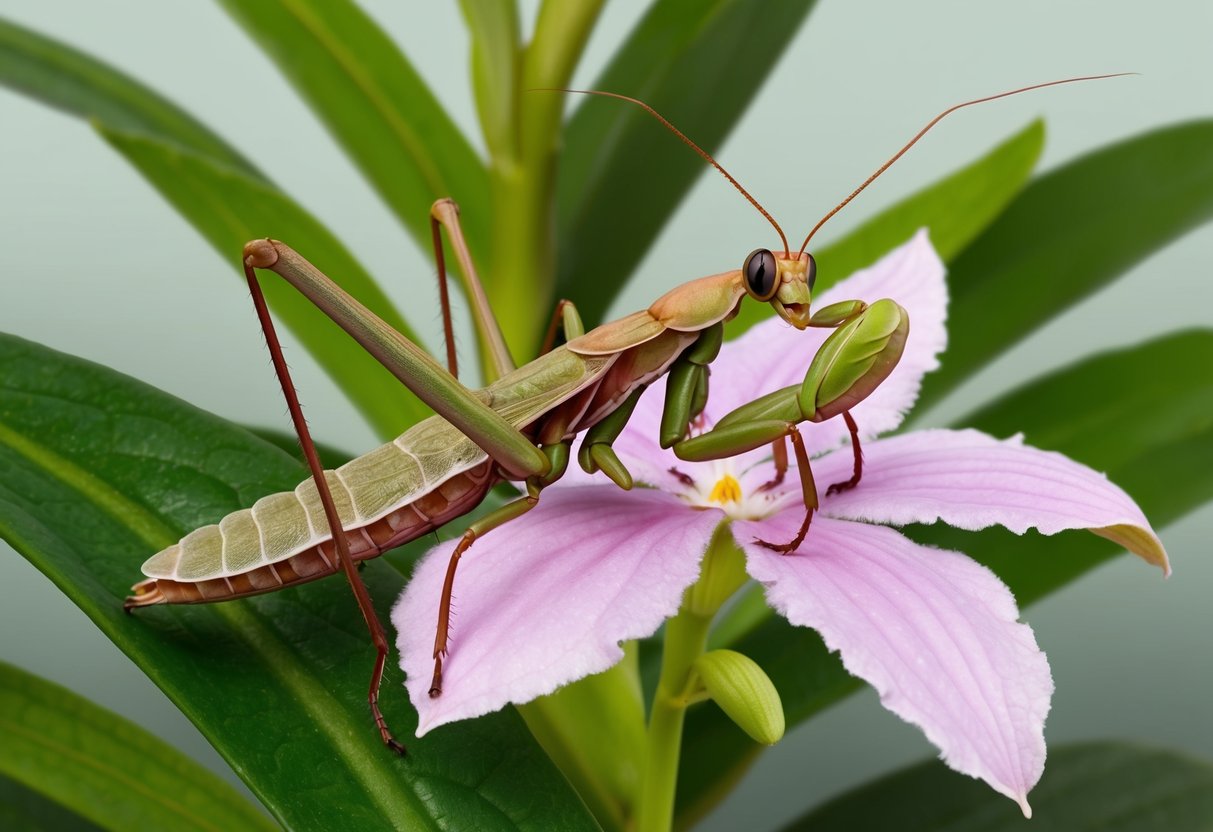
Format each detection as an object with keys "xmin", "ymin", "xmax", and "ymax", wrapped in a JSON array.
[
  {"xmin": 710, "ymin": 230, "xmax": 947, "ymax": 454},
  {"xmin": 817, "ymin": 429, "xmax": 1169, "ymax": 574},
  {"xmin": 735, "ymin": 514, "xmax": 1052, "ymax": 814},
  {"xmin": 392, "ymin": 486, "xmax": 721, "ymax": 735}
]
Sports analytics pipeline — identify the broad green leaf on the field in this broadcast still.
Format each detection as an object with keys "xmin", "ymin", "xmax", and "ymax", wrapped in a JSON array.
[
  {"xmin": 0, "ymin": 17, "xmax": 254, "ymax": 175},
  {"xmin": 555, "ymin": 0, "xmax": 818, "ymax": 326},
  {"xmin": 782, "ymin": 742, "xmax": 1213, "ymax": 831},
  {"xmin": 0, "ymin": 19, "xmax": 424, "ymax": 438},
  {"xmin": 216, "ymin": 0, "xmax": 490, "ymax": 263},
  {"xmin": 0, "ymin": 773, "xmax": 104, "ymax": 832},
  {"xmin": 674, "ymin": 330, "xmax": 1213, "ymax": 827},
  {"xmin": 0, "ymin": 333, "xmax": 601, "ymax": 832},
  {"xmin": 0, "ymin": 660, "xmax": 274, "ymax": 832},
  {"xmin": 727, "ymin": 121, "xmax": 1045, "ymax": 335},
  {"xmin": 99, "ymin": 126, "xmax": 429, "ymax": 438},
  {"xmin": 917, "ymin": 120, "xmax": 1213, "ymax": 410},
  {"xmin": 459, "ymin": 0, "xmax": 521, "ymax": 161}
]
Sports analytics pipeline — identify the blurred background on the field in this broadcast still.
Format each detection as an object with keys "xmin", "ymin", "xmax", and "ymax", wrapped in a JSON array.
[{"xmin": 1, "ymin": 2, "xmax": 1210, "ymax": 829}]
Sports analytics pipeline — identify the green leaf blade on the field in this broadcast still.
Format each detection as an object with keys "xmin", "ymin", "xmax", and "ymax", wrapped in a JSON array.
[
  {"xmin": 555, "ymin": 0, "xmax": 818, "ymax": 325},
  {"xmin": 99, "ymin": 126, "xmax": 430, "ymax": 437},
  {"xmin": 216, "ymin": 0, "xmax": 490, "ymax": 260},
  {"xmin": 0, "ymin": 773, "xmax": 106, "ymax": 832},
  {"xmin": 0, "ymin": 661, "xmax": 275, "ymax": 832},
  {"xmin": 0, "ymin": 16, "xmax": 255, "ymax": 176},
  {"xmin": 0, "ymin": 333, "xmax": 600, "ymax": 832},
  {"xmin": 0, "ymin": 18, "xmax": 429, "ymax": 438},
  {"xmin": 781, "ymin": 742, "xmax": 1213, "ymax": 831},
  {"xmin": 918, "ymin": 120, "xmax": 1213, "ymax": 410}
]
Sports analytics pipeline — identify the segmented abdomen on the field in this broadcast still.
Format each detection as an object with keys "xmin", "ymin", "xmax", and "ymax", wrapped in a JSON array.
[{"xmin": 136, "ymin": 417, "xmax": 489, "ymax": 599}]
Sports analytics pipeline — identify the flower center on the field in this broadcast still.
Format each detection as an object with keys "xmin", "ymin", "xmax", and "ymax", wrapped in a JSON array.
[
  {"xmin": 673, "ymin": 460, "xmax": 788, "ymax": 521},
  {"xmin": 707, "ymin": 473, "xmax": 743, "ymax": 505}
]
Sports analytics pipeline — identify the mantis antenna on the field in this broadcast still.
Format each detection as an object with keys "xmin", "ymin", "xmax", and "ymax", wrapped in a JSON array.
[
  {"xmin": 796, "ymin": 73, "xmax": 1135, "ymax": 255},
  {"xmin": 550, "ymin": 88, "xmax": 792, "ymax": 256}
]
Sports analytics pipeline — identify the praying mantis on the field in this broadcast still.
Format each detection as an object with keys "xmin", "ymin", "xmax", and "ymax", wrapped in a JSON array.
[{"xmin": 123, "ymin": 76, "xmax": 1119, "ymax": 752}]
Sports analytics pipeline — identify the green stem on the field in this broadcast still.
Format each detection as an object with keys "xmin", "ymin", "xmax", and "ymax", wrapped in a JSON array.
[
  {"xmin": 636, "ymin": 526, "xmax": 748, "ymax": 832},
  {"xmin": 637, "ymin": 607, "xmax": 713, "ymax": 832},
  {"xmin": 484, "ymin": 0, "xmax": 606, "ymax": 361}
]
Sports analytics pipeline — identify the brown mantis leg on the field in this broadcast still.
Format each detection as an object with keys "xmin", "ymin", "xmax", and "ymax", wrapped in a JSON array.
[
  {"xmin": 755, "ymin": 424, "xmax": 819, "ymax": 555},
  {"xmin": 826, "ymin": 411, "xmax": 863, "ymax": 496},
  {"xmin": 429, "ymin": 475, "xmax": 552, "ymax": 697},
  {"xmin": 430, "ymin": 198, "xmax": 515, "ymax": 381},
  {"xmin": 243, "ymin": 263, "xmax": 405, "ymax": 754},
  {"xmin": 427, "ymin": 298, "xmax": 584, "ymax": 698},
  {"xmin": 757, "ymin": 437, "xmax": 789, "ymax": 493}
]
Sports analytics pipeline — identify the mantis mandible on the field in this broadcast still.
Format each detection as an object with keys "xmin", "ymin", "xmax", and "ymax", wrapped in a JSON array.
[{"xmin": 123, "ymin": 75, "xmax": 1121, "ymax": 752}]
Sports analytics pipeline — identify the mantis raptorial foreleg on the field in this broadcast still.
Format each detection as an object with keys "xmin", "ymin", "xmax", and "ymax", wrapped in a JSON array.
[{"xmin": 673, "ymin": 298, "xmax": 909, "ymax": 551}]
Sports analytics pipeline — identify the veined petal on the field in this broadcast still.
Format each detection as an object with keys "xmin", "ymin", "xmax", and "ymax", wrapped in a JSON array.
[
  {"xmin": 393, "ymin": 486, "xmax": 721, "ymax": 735},
  {"xmin": 735, "ymin": 514, "xmax": 1052, "ymax": 815},
  {"xmin": 711, "ymin": 230, "xmax": 947, "ymax": 454},
  {"xmin": 818, "ymin": 429, "xmax": 1169, "ymax": 574}
]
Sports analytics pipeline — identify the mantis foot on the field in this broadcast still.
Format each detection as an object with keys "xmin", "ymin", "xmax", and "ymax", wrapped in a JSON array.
[
  {"xmin": 429, "ymin": 655, "xmax": 445, "ymax": 698},
  {"xmin": 826, "ymin": 475, "xmax": 861, "ymax": 496},
  {"xmin": 754, "ymin": 507, "xmax": 813, "ymax": 555}
]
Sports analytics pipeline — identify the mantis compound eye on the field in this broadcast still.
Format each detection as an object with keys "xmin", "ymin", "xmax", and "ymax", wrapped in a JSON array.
[
  {"xmin": 806, "ymin": 253, "xmax": 817, "ymax": 292},
  {"xmin": 743, "ymin": 248, "xmax": 779, "ymax": 301}
]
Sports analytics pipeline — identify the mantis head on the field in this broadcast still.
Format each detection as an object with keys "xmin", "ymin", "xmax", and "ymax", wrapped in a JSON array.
[{"xmin": 741, "ymin": 248, "xmax": 816, "ymax": 329}]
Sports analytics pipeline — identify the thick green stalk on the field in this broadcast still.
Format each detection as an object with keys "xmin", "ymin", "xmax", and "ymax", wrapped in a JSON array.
[
  {"xmin": 636, "ymin": 526, "xmax": 748, "ymax": 832},
  {"xmin": 485, "ymin": 0, "xmax": 606, "ymax": 361},
  {"xmin": 638, "ymin": 607, "xmax": 713, "ymax": 832}
]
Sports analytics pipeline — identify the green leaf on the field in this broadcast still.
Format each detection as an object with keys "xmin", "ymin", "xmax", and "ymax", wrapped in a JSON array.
[
  {"xmin": 673, "ymin": 330, "xmax": 1213, "ymax": 827},
  {"xmin": 0, "ymin": 333, "xmax": 601, "ymax": 832},
  {"xmin": 555, "ymin": 0, "xmax": 818, "ymax": 326},
  {"xmin": 727, "ymin": 120, "xmax": 1045, "ymax": 335},
  {"xmin": 781, "ymin": 742, "xmax": 1213, "ymax": 831},
  {"xmin": 0, "ymin": 19, "xmax": 426, "ymax": 438},
  {"xmin": 917, "ymin": 120, "xmax": 1213, "ymax": 411},
  {"xmin": 0, "ymin": 17, "xmax": 255, "ymax": 175},
  {"xmin": 99, "ymin": 126, "xmax": 429, "ymax": 438},
  {"xmin": 216, "ymin": 0, "xmax": 490, "ymax": 262},
  {"xmin": 0, "ymin": 660, "xmax": 273, "ymax": 832},
  {"xmin": 460, "ymin": 0, "xmax": 521, "ymax": 162},
  {"xmin": 0, "ymin": 773, "xmax": 106, "ymax": 832}
]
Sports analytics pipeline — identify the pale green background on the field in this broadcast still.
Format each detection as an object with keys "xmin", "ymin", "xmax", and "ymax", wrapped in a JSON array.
[{"xmin": 1, "ymin": 2, "xmax": 1211, "ymax": 828}]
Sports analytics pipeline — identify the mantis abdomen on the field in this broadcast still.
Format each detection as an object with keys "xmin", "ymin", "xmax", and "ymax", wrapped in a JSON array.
[{"xmin": 128, "ymin": 417, "xmax": 494, "ymax": 605}]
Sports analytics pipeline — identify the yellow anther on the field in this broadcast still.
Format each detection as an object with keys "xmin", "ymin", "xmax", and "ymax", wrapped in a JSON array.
[{"xmin": 708, "ymin": 474, "xmax": 743, "ymax": 505}]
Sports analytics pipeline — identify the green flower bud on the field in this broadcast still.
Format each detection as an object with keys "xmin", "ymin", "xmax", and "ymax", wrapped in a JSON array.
[{"xmin": 692, "ymin": 649, "xmax": 784, "ymax": 745}]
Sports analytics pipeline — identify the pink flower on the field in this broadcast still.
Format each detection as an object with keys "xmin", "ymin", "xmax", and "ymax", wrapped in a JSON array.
[{"xmin": 392, "ymin": 232, "xmax": 1167, "ymax": 816}]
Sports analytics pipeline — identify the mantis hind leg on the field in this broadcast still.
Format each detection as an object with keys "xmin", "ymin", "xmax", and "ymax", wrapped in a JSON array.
[
  {"xmin": 430, "ymin": 198, "xmax": 515, "ymax": 381},
  {"xmin": 429, "ymin": 478, "xmax": 548, "ymax": 698},
  {"xmin": 243, "ymin": 263, "xmax": 405, "ymax": 754}
]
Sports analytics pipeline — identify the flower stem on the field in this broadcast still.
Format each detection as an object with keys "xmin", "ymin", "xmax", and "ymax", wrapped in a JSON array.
[
  {"xmin": 636, "ymin": 526, "xmax": 748, "ymax": 832},
  {"xmin": 637, "ymin": 607, "xmax": 712, "ymax": 832}
]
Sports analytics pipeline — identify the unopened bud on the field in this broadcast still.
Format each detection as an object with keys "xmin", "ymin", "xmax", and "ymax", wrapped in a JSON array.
[{"xmin": 692, "ymin": 649, "xmax": 784, "ymax": 745}]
